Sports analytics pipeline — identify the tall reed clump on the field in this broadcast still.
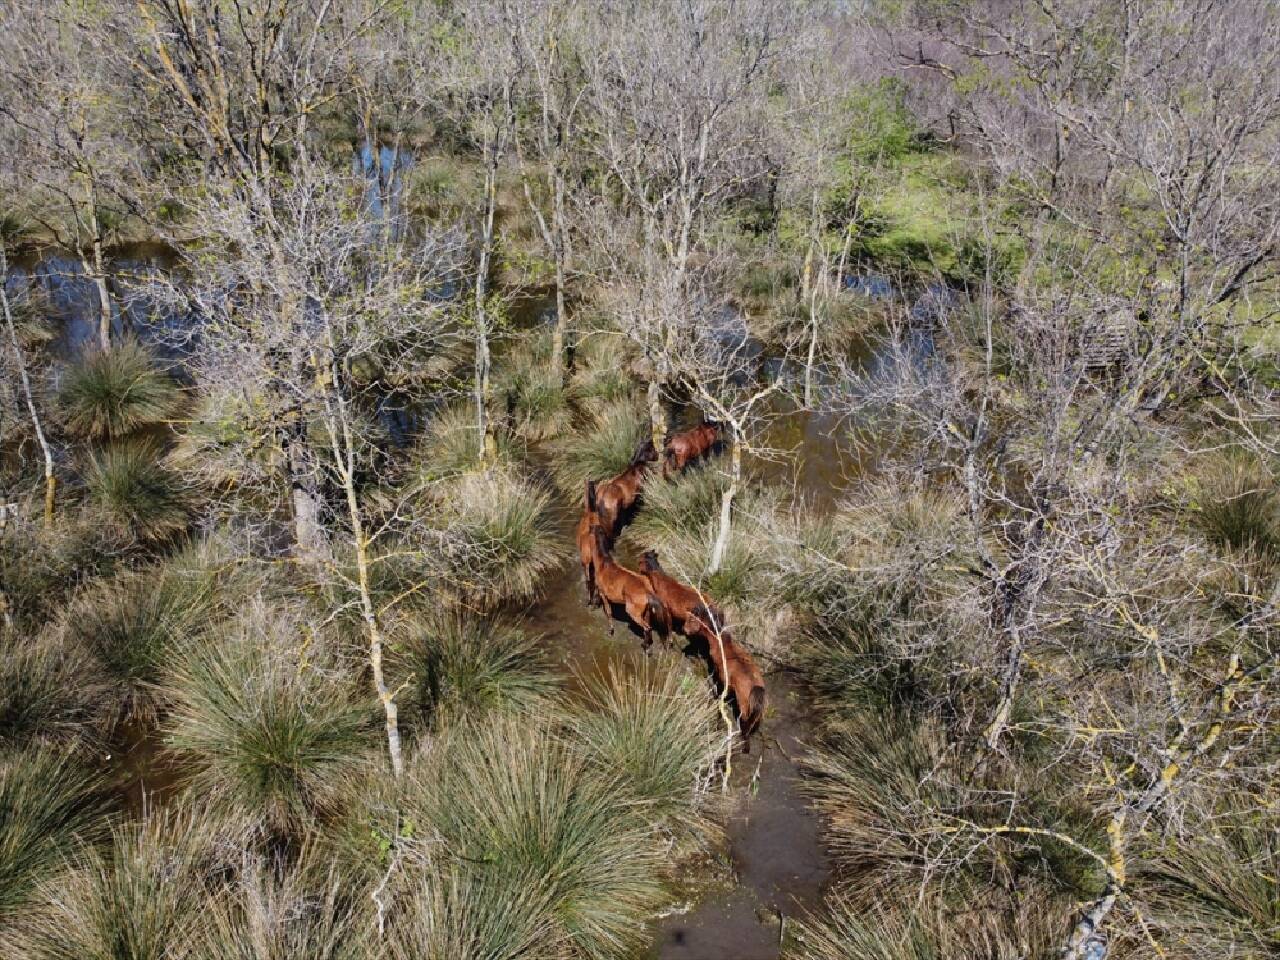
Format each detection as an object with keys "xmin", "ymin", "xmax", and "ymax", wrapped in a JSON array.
[
  {"xmin": 60, "ymin": 541, "xmax": 250, "ymax": 724},
  {"xmin": 390, "ymin": 613, "xmax": 559, "ymax": 734},
  {"xmin": 568, "ymin": 330, "xmax": 635, "ymax": 404},
  {"xmin": 1194, "ymin": 451, "xmax": 1280, "ymax": 563},
  {"xmin": 799, "ymin": 710, "xmax": 1082, "ymax": 948},
  {"xmin": 1134, "ymin": 797, "xmax": 1280, "ymax": 959},
  {"xmin": 9, "ymin": 804, "xmax": 230, "ymax": 960},
  {"xmin": 85, "ymin": 441, "xmax": 188, "ymax": 542},
  {"xmin": 547, "ymin": 399, "xmax": 648, "ymax": 495},
  {"xmin": 0, "ymin": 629, "xmax": 107, "ymax": 748},
  {"xmin": 162, "ymin": 604, "xmax": 375, "ymax": 836},
  {"xmin": 0, "ymin": 750, "xmax": 106, "ymax": 928},
  {"xmin": 59, "ymin": 339, "xmax": 181, "ymax": 442},
  {"xmin": 196, "ymin": 852, "xmax": 373, "ymax": 960},
  {"xmin": 568, "ymin": 658, "xmax": 723, "ymax": 841},
  {"xmin": 432, "ymin": 467, "xmax": 560, "ymax": 607},
  {"xmin": 412, "ymin": 403, "xmax": 514, "ymax": 480},
  {"xmin": 497, "ymin": 331, "xmax": 573, "ymax": 442},
  {"xmin": 394, "ymin": 718, "xmax": 666, "ymax": 959}
]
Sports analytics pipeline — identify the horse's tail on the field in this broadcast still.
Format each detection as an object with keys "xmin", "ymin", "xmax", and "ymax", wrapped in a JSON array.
[
  {"xmin": 740, "ymin": 683, "xmax": 766, "ymax": 752},
  {"xmin": 645, "ymin": 593, "xmax": 670, "ymax": 638},
  {"xmin": 584, "ymin": 478, "xmax": 597, "ymax": 511}
]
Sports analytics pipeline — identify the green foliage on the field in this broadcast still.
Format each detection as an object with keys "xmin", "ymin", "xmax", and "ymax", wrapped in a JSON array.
[
  {"xmin": 387, "ymin": 862, "xmax": 558, "ymax": 960},
  {"xmin": 547, "ymin": 399, "xmax": 648, "ymax": 495},
  {"xmin": 568, "ymin": 659, "xmax": 722, "ymax": 837},
  {"xmin": 0, "ymin": 750, "xmax": 106, "ymax": 926},
  {"xmin": 496, "ymin": 331, "xmax": 572, "ymax": 442},
  {"xmin": 163, "ymin": 606, "xmax": 375, "ymax": 835},
  {"xmin": 413, "ymin": 403, "xmax": 513, "ymax": 480},
  {"xmin": 85, "ymin": 441, "xmax": 189, "ymax": 541},
  {"xmin": 1137, "ymin": 800, "xmax": 1280, "ymax": 958},
  {"xmin": 59, "ymin": 339, "xmax": 181, "ymax": 441},
  {"xmin": 625, "ymin": 463, "xmax": 728, "ymax": 546},
  {"xmin": 568, "ymin": 331, "xmax": 635, "ymax": 404},
  {"xmin": 392, "ymin": 614, "xmax": 559, "ymax": 732}
]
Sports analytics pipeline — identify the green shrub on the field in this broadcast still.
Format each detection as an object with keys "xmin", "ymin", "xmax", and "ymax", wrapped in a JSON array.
[
  {"xmin": 1194, "ymin": 451, "xmax": 1280, "ymax": 561},
  {"xmin": 60, "ymin": 339, "xmax": 181, "ymax": 441},
  {"xmin": 11, "ymin": 805, "xmax": 227, "ymax": 960},
  {"xmin": 391, "ymin": 614, "xmax": 560, "ymax": 732},
  {"xmin": 85, "ymin": 442, "xmax": 188, "ymax": 541},
  {"xmin": 163, "ymin": 605, "xmax": 375, "ymax": 834},
  {"xmin": 412, "ymin": 403, "xmax": 514, "ymax": 481},
  {"xmin": 497, "ymin": 332, "xmax": 572, "ymax": 442},
  {"xmin": 0, "ymin": 750, "xmax": 106, "ymax": 926}
]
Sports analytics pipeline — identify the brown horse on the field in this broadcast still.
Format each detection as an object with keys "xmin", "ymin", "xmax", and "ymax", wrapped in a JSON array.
[
  {"xmin": 689, "ymin": 611, "xmax": 767, "ymax": 752},
  {"xmin": 662, "ymin": 421, "xmax": 720, "ymax": 477},
  {"xmin": 638, "ymin": 550, "xmax": 764, "ymax": 750},
  {"xmin": 595, "ymin": 438, "xmax": 658, "ymax": 536},
  {"xmin": 638, "ymin": 550, "xmax": 725, "ymax": 638},
  {"xmin": 589, "ymin": 528, "xmax": 669, "ymax": 649},
  {"xmin": 576, "ymin": 479, "xmax": 608, "ymax": 607}
]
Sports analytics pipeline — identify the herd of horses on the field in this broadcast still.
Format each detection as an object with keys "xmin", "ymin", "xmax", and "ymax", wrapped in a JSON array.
[{"xmin": 574, "ymin": 421, "xmax": 767, "ymax": 750}]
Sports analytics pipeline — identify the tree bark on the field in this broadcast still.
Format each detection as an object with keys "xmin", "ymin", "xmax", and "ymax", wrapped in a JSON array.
[
  {"xmin": 1, "ymin": 246, "xmax": 56, "ymax": 525},
  {"xmin": 709, "ymin": 432, "xmax": 740, "ymax": 573}
]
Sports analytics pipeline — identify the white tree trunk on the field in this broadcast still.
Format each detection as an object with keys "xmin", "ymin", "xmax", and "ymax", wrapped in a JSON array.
[
  {"xmin": 709, "ymin": 436, "xmax": 740, "ymax": 574},
  {"xmin": 1, "ymin": 247, "xmax": 56, "ymax": 525}
]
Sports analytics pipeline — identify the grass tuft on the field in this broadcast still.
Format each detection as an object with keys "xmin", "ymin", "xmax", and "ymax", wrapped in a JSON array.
[
  {"xmin": 391, "ymin": 613, "xmax": 560, "ymax": 732},
  {"xmin": 547, "ymin": 399, "xmax": 648, "ymax": 496},
  {"xmin": 433, "ymin": 467, "xmax": 560, "ymax": 608},
  {"xmin": 0, "ymin": 629, "xmax": 108, "ymax": 748},
  {"xmin": 85, "ymin": 441, "xmax": 189, "ymax": 541},
  {"xmin": 413, "ymin": 403, "xmax": 514, "ymax": 480},
  {"xmin": 568, "ymin": 658, "xmax": 723, "ymax": 838},
  {"xmin": 0, "ymin": 750, "xmax": 107, "ymax": 927},
  {"xmin": 59, "ymin": 339, "xmax": 181, "ymax": 441},
  {"xmin": 1194, "ymin": 451, "xmax": 1280, "ymax": 562},
  {"xmin": 163, "ymin": 604, "xmax": 375, "ymax": 835},
  {"xmin": 498, "ymin": 332, "xmax": 573, "ymax": 442}
]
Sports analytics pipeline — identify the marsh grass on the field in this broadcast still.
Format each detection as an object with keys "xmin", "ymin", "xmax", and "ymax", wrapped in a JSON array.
[
  {"xmin": 800, "ymin": 710, "xmax": 1092, "ymax": 917},
  {"xmin": 1136, "ymin": 801, "xmax": 1280, "ymax": 958},
  {"xmin": 784, "ymin": 902, "xmax": 949, "ymax": 960},
  {"xmin": 387, "ymin": 862, "xmax": 559, "ymax": 960},
  {"xmin": 0, "ymin": 629, "xmax": 108, "ymax": 747},
  {"xmin": 1194, "ymin": 451, "xmax": 1280, "ymax": 562},
  {"xmin": 403, "ymin": 718, "xmax": 666, "ymax": 959},
  {"xmin": 11, "ymin": 804, "xmax": 232, "ymax": 960},
  {"xmin": 198, "ymin": 853, "xmax": 373, "ymax": 960},
  {"xmin": 86, "ymin": 441, "xmax": 189, "ymax": 541},
  {"xmin": 391, "ymin": 613, "xmax": 560, "ymax": 732},
  {"xmin": 61, "ymin": 541, "xmax": 246, "ymax": 723},
  {"xmin": 0, "ymin": 518, "xmax": 115, "ymax": 628},
  {"xmin": 497, "ymin": 332, "xmax": 573, "ymax": 442},
  {"xmin": 548, "ymin": 398, "xmax": 649, "ymax": 496},
  {"xmin": 59, "ymin": 339, "xmax": 181, "ymax": 441},
  {"xmin": 568, "ymin": 659, "xmax": 723, "ymax": 841},
  {"xmin": 623, "ymin": 462, "xmax": 729, "ymax": 546},
  {"xmin": 433, "ymin": 467, "xmax": 560, "ymax": 607},
  {"xmin": 163, "ymin": 606, "xmax": 375, "ymax": 835},
  {"xmin": 568, "ymin": 331, "xmax": 635, "ymax": 404},
  {"xmin": 0, "ymin": 750, "xmax": 106, "ymax": 927},
  {"xmin": 413, "ymin": 403, "xmax": 514, "ymax": 480}
]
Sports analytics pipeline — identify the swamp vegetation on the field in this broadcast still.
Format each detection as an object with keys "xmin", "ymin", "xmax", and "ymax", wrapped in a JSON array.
[{"xmin": 0, "ymin": 1, "xmax": 1278, "ymax": 958}]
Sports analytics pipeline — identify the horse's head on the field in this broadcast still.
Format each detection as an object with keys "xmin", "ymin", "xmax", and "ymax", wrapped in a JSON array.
[
  {"xmin": 639, "ymin": 549, "xmax": 661, "ymax": 573},
  {"xmin": 631, "ymin": 437, "xmax": 658, "ymax": 466}
]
